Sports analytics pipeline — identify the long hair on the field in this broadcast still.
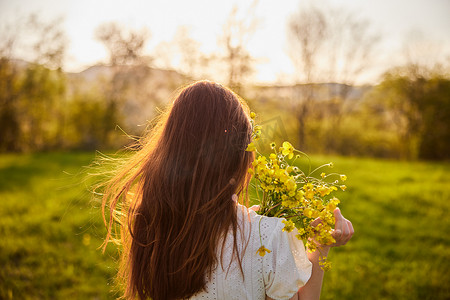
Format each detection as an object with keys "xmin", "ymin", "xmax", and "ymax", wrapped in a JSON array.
[{"xmin": 101, "ymin": 81, "xmax": 254, "ymax": 300}]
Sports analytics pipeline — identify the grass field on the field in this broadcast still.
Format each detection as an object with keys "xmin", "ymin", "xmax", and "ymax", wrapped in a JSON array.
[{"xmin": 0, "ymin": 152, "xmax": 449, "ymax": 299}]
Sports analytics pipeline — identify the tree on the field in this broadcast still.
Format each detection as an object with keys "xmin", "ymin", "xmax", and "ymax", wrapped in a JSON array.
[
  {"xmin": 95, "ymin": 22, "xmax": 152, "ymax": 146},
  {"xmin": 367, "ymin": 67, "xmax": 450, "ymax": 160},
  {"xmin": 287, "ymin": 2, "xmax": 379, "ymax": 151},
  {"xmin": 26, "ymin": 14, "xmax": 67, "ymax": 70},
  {"xmin": 0, "ymin": 14, "xmax": 67, "ymax": 152},
  {"xmin": 95, "ymin": 22, "xmax": 149, "ymax": 66},
  {"xmin": 20, "ymin": 15, "xmax": 67, "ymax": 150},
  {"xmin": 287, "ymin": 5, "xmax": 327, "ymax": 149},
  {"xmin": 152, "ymin": 26, "xmax": 213, "ymax": 82},
  {"xmin": 418, "ymin": 76, "xmax": 450, "ymax": 159},
  {"xmin": 20, "ymin": 64, "xmax": 66, "ymax": 150},
  {"xmin": 0, "ymin": 57, "xmax": 21, "ymax": 151},
  {"xmin": 218, "ymin": 1, "xmax": 259, "ymax": 93},
  {"xmin": 0, "ymin": 19, "xmax": 21, "ymax": 151}
]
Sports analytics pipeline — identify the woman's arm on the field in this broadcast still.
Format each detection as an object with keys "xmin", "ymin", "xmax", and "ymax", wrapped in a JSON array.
[
  {"xmin": 263, "ymin": 207, "xmax": 354, "ymax": 300},
  {"xmin": 296, "ymin": 208, "xmax": 354, "ymax": 300},
  {"xmin": 265, "ymin": 248, "xmax": 330, "ymax": 300},
  {"xmin": 295, "ymin": 246, "xmax": 329, "ymax": 300}
]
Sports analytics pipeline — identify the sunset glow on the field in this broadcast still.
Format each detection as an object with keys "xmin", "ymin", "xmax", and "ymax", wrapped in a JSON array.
[{"xmin": 1, "ymin": 0, "xmax": 449, "ymax": 84}]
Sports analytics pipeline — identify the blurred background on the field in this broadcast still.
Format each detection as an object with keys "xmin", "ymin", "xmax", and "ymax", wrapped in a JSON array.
[{"xmin": 0, "ymin": 0, "xmax": 449, "ymax": 299}]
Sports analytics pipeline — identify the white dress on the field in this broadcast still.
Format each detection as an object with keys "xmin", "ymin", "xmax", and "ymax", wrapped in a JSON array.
[{"xmin": 190, "ymin": 204, "xmax": 312, "ymax": 300}]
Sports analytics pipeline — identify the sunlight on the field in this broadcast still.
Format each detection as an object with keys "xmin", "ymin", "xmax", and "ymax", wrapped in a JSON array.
[{"xmin": 0, "ymin": 0, "xmax": 449, "ymax": 84}]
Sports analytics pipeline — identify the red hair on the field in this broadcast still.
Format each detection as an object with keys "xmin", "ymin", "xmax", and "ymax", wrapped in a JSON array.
[{"xmin": 102, "ymin": 81, "xmax": 254, "ymax": 299}]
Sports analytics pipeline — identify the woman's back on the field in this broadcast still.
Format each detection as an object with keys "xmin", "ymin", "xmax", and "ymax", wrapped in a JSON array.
[{"xmin": 191, "ymin": 205, "xmax": 312, "ymax": 300}]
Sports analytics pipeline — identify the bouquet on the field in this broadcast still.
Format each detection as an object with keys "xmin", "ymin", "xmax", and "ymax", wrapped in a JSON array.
[{"xmin": 246, "ymin": 113, "xmax": 347, "ymax": 271}]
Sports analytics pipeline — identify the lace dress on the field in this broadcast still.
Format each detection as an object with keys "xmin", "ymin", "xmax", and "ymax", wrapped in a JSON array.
[{"xmin": 190, "ymin": 204, "xmax": 312, "ymax": 300}]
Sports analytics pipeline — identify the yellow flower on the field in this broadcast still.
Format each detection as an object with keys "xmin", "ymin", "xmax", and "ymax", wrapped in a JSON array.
[
  {"xmin": 306, "ymin": 240, "xmax": 318, "ymax": 252},
  {"xmin": 285, "ymin": 178, "xmax": 297, "ymax": 191},
  {"xmin": 269, "ymin": 153, "xmax": 277, "ymax": 163},
  {"xmin": 303, "ymin": 183, "xmax": 315, "ymax": 199},
  {"xmin": 256, "ymin": 245, "xmax": 271, "ymax": 257},
  {"xmin": 279, "ymin": 175, "xmax": 287, "ymax": 184},
  {"xmin": 303, "ymin": 207, "xmax": 313, "ymax": 218},
  {"xmin": 281, "ymin": 141, "xmax": 294, "ymax": 159},
  {"xmin": 317, "ymin": 185, "xmax": 332, "ymax": 197},
  {"xmin": 279, "ymin": 172, "xmax": 289, "ymax": 184},
  {"xmin": 329, "ymin": 197, "xmax": 340, "ymax": 207},
  {"xmin": 295, "ymin": 190, "xmax": 305, "ymax": 200},
  {"xmin": 254, "ymin": 125, "xmax": 262, "ymax": 140},
  {"xmin": 340, "ymin": 185, "xmax": 347, "ymax": 191},
  {"xmin": 326, "ymin": 201, "xmax": 337, "ymax": 211},
  {"xmin": 282, "ymin": 199, "xmax": 295, "ymax": 208},
  {"xmin": 312, "ymin": 199, "xmax": 324, "ymax": 210},
  {"xmin": 282, "ymin": 219, "xmax": 295, "ymax": 232},
  {"xmin": 246, "ymin": 142, "xmax": 256, "ymax": 152},
  {"xmin": 260, "ymin": 182, "xmax": 267, "ymax": 190},
  {"xmin": 340, "ymin": 174, "xmax": 347, "ymax": 181},
  {"xmin": 305, "ymin": 191, "xmax": 314, "ymax": 200},
  {"xmin": 250, "ymin": 112, "xmax": 256, "ymax": 119},
  {"xmin": 253, "ymin": 156, "xmax": 267, "ymax": 167},
  {"xmin": 319, "ymin": 259, "xmax": 332, "ymax": 271},
  {"xmin": 321, "ymin": 172, "xmax": 326, "ymax": 178},
  {"xmin": 270, "ymin": 142, "xmax": 276, "ymax": 149},
  {"xmin": 296, "ymin": 228, "xmax": 308, "ymax": 240},
  {"xmin": 304, "ymin": 183, "xmax": 314, "ymax": 189}
]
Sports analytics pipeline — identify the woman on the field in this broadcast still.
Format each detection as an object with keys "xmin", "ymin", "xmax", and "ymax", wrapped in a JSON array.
[{"xmin": 101, "ymin": 80, "xmax": 353, "ymax": 300}]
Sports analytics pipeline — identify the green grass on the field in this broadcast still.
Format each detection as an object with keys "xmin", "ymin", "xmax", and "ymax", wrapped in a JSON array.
[
  {"xmin": 0, "ymin": 152, "xmax": 118, "ymax": 300},
  {"xmin": 0, "ymin": 153, "xmax": 449, "ymax": 299},
  {"xmin": 308, "ymin": 156, "xmax": 450, "ymax": 300}
]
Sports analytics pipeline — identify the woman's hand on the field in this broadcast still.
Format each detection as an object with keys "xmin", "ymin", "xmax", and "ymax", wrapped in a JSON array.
[
  {"xmin": 251, "ymin": 204, "xmax": 354, "ymax": 248},
  {"xmin": 329, "ymin": 208, "xmax": 354, "ymax": 247},
  {"xmin": 310, "ymin": 208, "xmax": 354, "ymax": 248}
]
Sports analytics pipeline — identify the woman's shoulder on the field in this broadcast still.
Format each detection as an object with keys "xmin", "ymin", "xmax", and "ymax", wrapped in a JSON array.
[
  {"xmin": 235, "ymin": 203, "xmax": 312, "ymax": 297},
  {"xmin": 236, "ymin": 204, "xmax": 285, "ymax": 238}
]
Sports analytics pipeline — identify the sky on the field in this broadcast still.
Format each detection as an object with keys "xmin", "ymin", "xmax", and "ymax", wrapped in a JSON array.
[{"xmin": 0, "ymin": 0, "xmax": 449, "ymax": 84}]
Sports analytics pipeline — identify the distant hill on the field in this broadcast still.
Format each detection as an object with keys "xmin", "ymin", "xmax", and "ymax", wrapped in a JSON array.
[
  {"xmin": 7, "ymin": 59, "xmax": 373, "ymax": 129},
  {"xmin": 9, "ymin": 59, "xmax": 372, "ymax": 105},
  {"xmin": 249, "ymin": 82, "xmax": 371, "ymax": 103},
  {"xmin": 66, "ymin": 64, "xmax": 190, "ymax": 92},
  {"xmin": 67, "ymin": 64, "xmax": 114, "ymax": 81},
  {"xmin": 65, "ymin": 64, "xmax": 193, "ymax": 131},
  {"xmin": 67, "ymin": 64, "xmax": 189, "ymax": 84},
  {"xmin": 68, "ymin": 64, "xmax": 371, "ymax": 101}
]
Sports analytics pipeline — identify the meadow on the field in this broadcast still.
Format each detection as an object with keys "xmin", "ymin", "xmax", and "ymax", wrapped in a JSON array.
[{"xmin": 0, "ymin": 152, "xmax": 449, "ymax": 299}]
